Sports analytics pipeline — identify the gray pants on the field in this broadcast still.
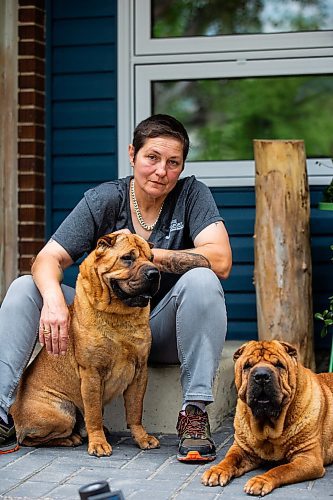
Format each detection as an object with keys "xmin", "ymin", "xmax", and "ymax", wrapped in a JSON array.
[{"xmin": 0, "ymin": 268, "xmax": 227, "ymax": 419}]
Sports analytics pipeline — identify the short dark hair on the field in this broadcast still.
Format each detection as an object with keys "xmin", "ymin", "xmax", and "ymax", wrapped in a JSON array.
[{"xmin": 132, "ymin": 114, "xmax": 190, "ymax": 161}]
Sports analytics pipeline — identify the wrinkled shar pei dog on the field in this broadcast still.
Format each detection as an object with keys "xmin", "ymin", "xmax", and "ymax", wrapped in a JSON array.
[
  {"xmin": 202, "ymin": 340, "xmax": 333, "ymax": 496},
  {"xmin": 11, "ymin": 233, "xmax": 161, "ymax": 457}
]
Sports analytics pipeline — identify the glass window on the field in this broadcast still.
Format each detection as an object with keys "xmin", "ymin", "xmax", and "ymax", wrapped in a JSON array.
[
  {"xmin": 152, "ymin": 75, "xmax": 333, "ymax": 161},
  {"xmin": 152, "ymin": 0, "xmax": 333, "ymax": 38}
]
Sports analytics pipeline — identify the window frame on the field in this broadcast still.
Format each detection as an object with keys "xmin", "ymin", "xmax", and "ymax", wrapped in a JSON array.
[
  {"xmin": 134, "ymin": 0, "xmax": 333, "ymax": 57},
  {"xmin": 117, "ymin": 0, "xmax": 333, "ymax": 186}
]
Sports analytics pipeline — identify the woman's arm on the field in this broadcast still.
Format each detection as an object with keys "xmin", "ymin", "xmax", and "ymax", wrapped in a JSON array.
[
  {"xmin": 31, "ymin": 240, "xmax": 74, "ymax": 355},
  {"xmin": 152, "ymin": 221, "xmax": 232, "ymax": 280}
]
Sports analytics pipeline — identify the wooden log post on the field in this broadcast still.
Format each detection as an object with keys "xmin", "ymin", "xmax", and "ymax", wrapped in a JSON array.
[
  {"xmin": 0, "ymin": 0, "xmax": 18, "ymax": 301},
  {"xmin": 253, "ymin": 140, "xmax": 315, "ymax": 369}
]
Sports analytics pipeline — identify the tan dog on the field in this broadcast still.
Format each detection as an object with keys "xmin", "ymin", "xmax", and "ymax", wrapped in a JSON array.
[
  {"xmin": 11, "ymin": 233, "xmax": 161, "ymax": 457},
  {"xmin": 202, "ymin": 340, "xmax": 333, "ymax": 496}
]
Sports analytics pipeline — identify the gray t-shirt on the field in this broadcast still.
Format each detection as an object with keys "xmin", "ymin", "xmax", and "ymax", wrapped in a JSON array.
[{"xmin": 52, "ymin": 175, "xmax": 223, "ymax": 309}]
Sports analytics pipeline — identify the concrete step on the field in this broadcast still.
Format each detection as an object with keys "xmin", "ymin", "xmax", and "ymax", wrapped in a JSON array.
[{"xmin": 104, "ymin": 340, "xmax": 243, "ymax": 434}]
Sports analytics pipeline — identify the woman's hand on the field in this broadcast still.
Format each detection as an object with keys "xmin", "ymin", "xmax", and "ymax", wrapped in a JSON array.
[
  {"xmin": 39, "ymin": 294, "xmax": 71, "ymax": 355},
  {"xmin": 112, "ymin": 228, "xmax": 132, "ymax": 236},
  {"xmin": 32, "ymin": 239, "xmax": 74, "ymax": 356}
]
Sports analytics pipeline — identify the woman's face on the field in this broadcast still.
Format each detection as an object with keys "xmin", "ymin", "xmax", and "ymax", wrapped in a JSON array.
[{"xmin": 129, "ymin": 136, "xmax": 184, "ymax": 201}]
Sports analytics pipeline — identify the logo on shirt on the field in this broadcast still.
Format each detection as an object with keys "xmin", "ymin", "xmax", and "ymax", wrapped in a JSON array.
[{"xmin": 165, "ymin": 218, "xmax": 184, "ymax": 240}]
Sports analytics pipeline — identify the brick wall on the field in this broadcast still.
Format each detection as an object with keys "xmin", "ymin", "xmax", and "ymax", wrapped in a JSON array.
[{"xmin": 18, "ymin": 0, "xmax": 46, "ymax": 274}]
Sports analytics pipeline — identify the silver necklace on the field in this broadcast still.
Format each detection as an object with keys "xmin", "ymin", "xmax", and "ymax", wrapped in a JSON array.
[{"xmin": 130, "ymin": 179, "xmax": 164, "ymax": 231}]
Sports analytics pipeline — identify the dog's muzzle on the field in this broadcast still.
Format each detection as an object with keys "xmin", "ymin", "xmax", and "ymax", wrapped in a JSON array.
[
  {"xmin": 111, "ymin": 266, "xmax": 160, "ymax": 307},
  {"xmin": 247, "ymin": 366, "xmax": 282, "ymax": 419}
]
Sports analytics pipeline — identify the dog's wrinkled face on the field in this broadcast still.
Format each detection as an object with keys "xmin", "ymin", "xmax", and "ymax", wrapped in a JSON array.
[
  {"xmin": 233, "ymin": 340, "xmax": 298, "ymax": 420},
  {"xmin": 98, "ymin": 233, "xmax": 160, "ymax": 307},
  {"xmin": 82, "ymin": 233, "xmax": 160, "ymax": 309}
]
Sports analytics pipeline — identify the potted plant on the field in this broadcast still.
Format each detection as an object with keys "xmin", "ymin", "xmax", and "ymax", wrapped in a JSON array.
[
  {"xmin": 315, "ymin": 245, "xmax": 333, "ymax": 372},
  {"xmin": 319, "ymin": 178, "xmax": 333, "ymax": 211},
  {"xmin": 316, "ymin": 160, "xmax": 333, "ymax": 211}
]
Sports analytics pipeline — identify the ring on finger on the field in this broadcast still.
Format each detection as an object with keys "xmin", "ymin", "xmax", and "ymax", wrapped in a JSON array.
[{"xmin": 43, "ymin": 327, "xmax": 51, "ymax": 337}]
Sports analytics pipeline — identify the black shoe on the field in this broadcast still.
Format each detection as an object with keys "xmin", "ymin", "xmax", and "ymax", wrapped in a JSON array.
[
  {"xmin": 176, "ymin": 404, "xmax": 216, "ymax": 462},
  {"xmin": 0, "ymin": 415, "xmax": 19, "ymax": 454}
]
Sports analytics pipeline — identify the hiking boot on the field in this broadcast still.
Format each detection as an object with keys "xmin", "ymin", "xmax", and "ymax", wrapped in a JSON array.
[
  {"xmin": 176, "ymin": 404, "xmax": 216, "ymax": 462},
  {"xmin": 0, "ymin": 415, "xmax": 19, "ymax": 454}
]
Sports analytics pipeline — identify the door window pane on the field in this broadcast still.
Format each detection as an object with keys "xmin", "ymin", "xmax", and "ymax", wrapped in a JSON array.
[
  {"xmin": 152, "ymin": 75, "xmax": 333, "ymax": 161},
  {"xmin": 152, "ymin": 0, "xmax": 333, "ymax": 37}
]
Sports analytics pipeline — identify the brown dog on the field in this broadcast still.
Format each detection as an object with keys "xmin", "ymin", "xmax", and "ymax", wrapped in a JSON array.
[
  {"xmin": 202, "ymin": 340, "xmax": 333, "ymax": 496},
  {"xmin": 11, "ymin": 233, "xmax": 161, "ymax": 456}
]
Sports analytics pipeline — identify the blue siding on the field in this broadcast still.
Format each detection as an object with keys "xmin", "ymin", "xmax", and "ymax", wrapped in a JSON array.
[
  {"xmin": 53, "ymin": 18, "xmax": 116, "ymax": 46},
  {"xmin": 53, "ymin": 128, "xmax": 116, "ymax": 155},
  {"xmin": 46, "ymin": 0, "xmax": 117, "ymax": 239},
  {"xmin": 53, "ymin": 155, "xmax": 116, "ymax": 182},
  {"xmin": 53, "ymin": 46, "xmax": 116, "ymax": 74},
  {"xmin": 53, "ymin": 101, "xmax": 117, "ymax": 128},
  {"xmin": 52, "ymin": 73, "xmax": 116, "ymax": 100},
  {"xmin": 211, "ymin": 187, "xmax": 256, "ymax": 341},
  {"xmin": 52, "ymin": 1, "xmax": 116, "ymax": 19}
]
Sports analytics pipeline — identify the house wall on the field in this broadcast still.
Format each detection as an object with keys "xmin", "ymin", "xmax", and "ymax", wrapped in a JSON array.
[
  {"xmin": 46, "ymin": 0, "xmax": 118, "ymax": 241},
  {"xmin": 46, "ymin": 0, "xmax": 333, "ymax": 345}
]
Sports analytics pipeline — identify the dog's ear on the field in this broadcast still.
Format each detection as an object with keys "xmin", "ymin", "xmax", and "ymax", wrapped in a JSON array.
[
  {"xmin": 233, "ymin": 342, "xmax": 248, "ymax": 362},
  {"xmin": 96, "ymin": 234, "xmax": 118, "ymax": 255},
  {"xmin": 279, "ymin": 341, "xmax": 298, "ymax": 360}
]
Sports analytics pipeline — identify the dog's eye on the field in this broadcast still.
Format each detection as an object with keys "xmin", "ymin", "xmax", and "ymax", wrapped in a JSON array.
[
  {"xmin": 243, "ymin": 362, "xmax": 252, "ymax": 370},
  {"xmin": 121, "ymin": 254, "xmax": 134, "ymax": 264},
  {"xmin": 275, "ymin": 361, "xmax": 285, "ymax": 370}
]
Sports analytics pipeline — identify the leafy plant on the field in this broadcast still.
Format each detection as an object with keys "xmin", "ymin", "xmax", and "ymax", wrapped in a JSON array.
[
  {"xmin": 322, "ymin": 178, "xmax": 333, "ymax": 203},
  {"xmin": 315, "ymin": 295, "xmax": 333, "ymax": 337},
  {"xmin": 315, "ymin": 245, "xmax": 333, "ymax": 372}
]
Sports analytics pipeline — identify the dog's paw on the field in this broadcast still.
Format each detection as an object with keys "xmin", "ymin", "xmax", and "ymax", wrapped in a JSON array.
[
  {"xmin": 69, "ymin": 433, "xmax": 83, "ymax": 446},
  {"xmin": 201, "ymin": 466, "xmax": 232, "ymax": 487},
  {"xmin": 130, "ymin": 425, "xmax": 160, "ymax": 450},
  {"xmin": 138, "ymin": 434, "xmax": 160, "ymax": 450},
  {"xmin": 88, "ymin": 439, "xmax": 112, "ymax": 457},
  {"xmin": 244, "ymin": 475, "xmax": 274, "ymax": 496}
]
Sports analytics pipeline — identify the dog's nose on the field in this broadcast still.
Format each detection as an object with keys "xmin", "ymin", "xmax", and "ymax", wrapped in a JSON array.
[
  {"xmin": 252, "ymin": 367, "xmax": 271, "ymax": 385},
  {"xmin": 144, "ymin": 268, "xmax": 160, "ymax": 282}
]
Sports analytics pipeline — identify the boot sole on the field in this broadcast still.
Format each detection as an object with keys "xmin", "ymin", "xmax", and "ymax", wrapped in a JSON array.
[
  {"xmin": 177, "ymin": 450, "xmax": 216, "ymax": 462},
  {"xmin": 0, "ymin": 442, "xmax": 20, "ymax": 454}
]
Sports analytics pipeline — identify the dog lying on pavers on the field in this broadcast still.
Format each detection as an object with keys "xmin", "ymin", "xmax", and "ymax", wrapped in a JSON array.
[
  {"xmin": 11, "ymin": 233, "xmax": 161, "ymax": 457},
  {"xmin": 202, "ymin": 340, "xmax": 333, "ymax": 496}
]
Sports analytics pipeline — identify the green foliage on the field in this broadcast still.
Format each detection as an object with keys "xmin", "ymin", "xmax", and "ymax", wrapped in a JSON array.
[
  {"xmin": 315, "ymin": 245, "xmax": 333, "ymax": 337},
  {"xmin": 152, "ymin": 0, "xmax": 330, "ymax": 38},
  {"xmin": 154, "ymin": 76, "xmax": 333, "ymax": 161}
]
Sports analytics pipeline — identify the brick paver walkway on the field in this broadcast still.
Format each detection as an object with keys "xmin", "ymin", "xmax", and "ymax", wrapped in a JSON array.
[{"xmin": 0, "ymin": 415, "xmax": 332, "ymax": 499}]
